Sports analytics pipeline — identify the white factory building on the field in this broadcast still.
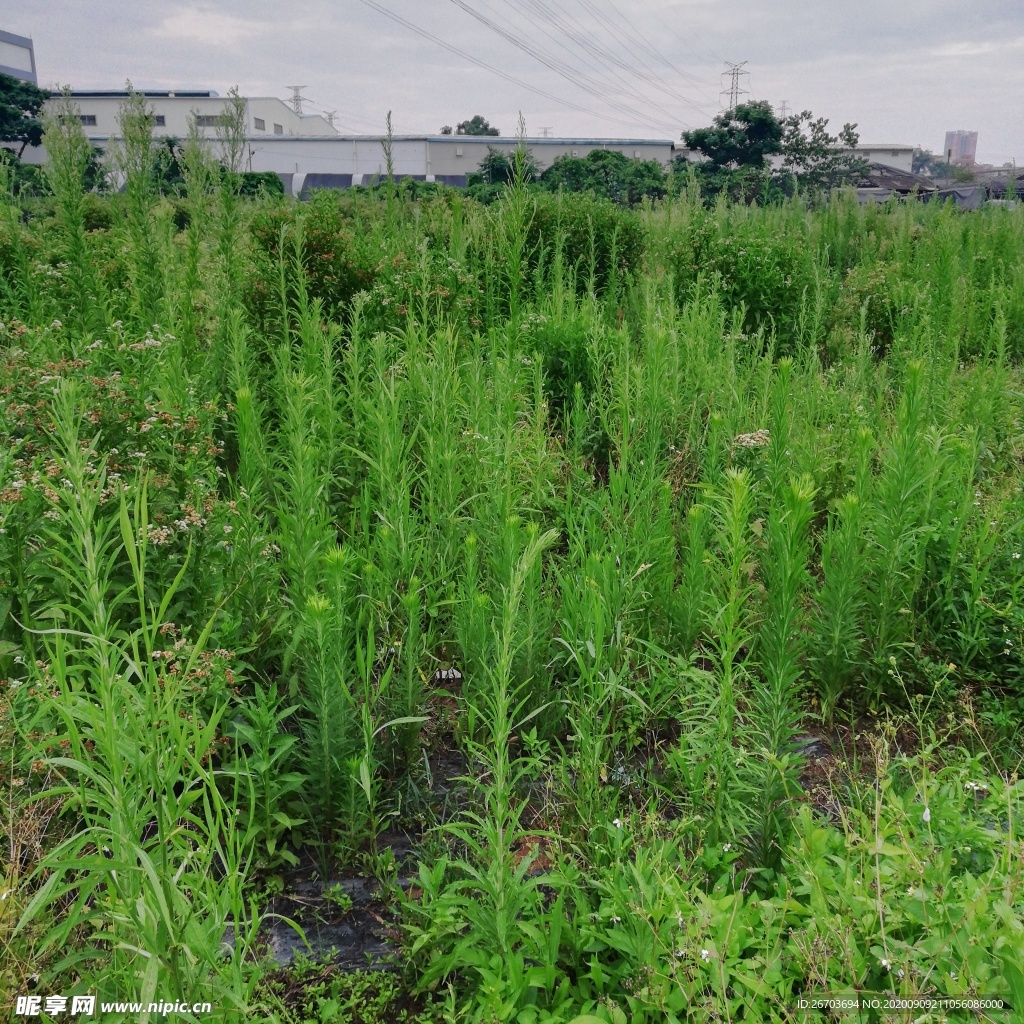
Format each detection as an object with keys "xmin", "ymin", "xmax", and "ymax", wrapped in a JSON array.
[
  {"xmin": 245, "ymin": 135, "xmax": 681, "ymax": 193},
  {"xmin": 23, "ymin": 91, "xmax": 680, "ymax": 191},
  {"xmin": 44, "ymin": 90, "xmax": 339, "ymax": 141},
  {"xmin": 18, "ymin": 89, "xmax": 917, "ymax": 193}
]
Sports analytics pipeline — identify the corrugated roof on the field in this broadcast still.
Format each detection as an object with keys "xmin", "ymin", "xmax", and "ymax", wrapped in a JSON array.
[
  {"xmin": 855, "ymin": 163, "xmax": 935, "ymax": 192},
  {"xmin": 987, "ymin": 174, "xmax": 1024, "ymax": 199}
]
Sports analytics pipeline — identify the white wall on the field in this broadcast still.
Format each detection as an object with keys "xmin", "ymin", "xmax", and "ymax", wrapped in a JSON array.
[
  {"xmin": 424, "ymin": 137, "xmax": 676, "ymax": 175},
  {"xmin": 246, "ymin": 137, "xmax": 427, "ymax": 178},
  {"xmin": 847, "ymin": 147, "xmax": 915, "ymax": 173},
  {"xmin": 248, "ymin": 136, "xmax": 677, "ymax": 179},
  {"xmin": 41, "ymin": 94, "xmax": 336, "ymax": 142}
]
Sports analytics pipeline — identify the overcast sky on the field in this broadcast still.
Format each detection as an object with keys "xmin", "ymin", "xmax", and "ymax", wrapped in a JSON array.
[{"xmin": 9, "ymin": 1, "xmax": 1024, "ymax": 164}]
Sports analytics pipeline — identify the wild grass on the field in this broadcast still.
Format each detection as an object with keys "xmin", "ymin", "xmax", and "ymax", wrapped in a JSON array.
[{"xmin": 1, "ymin": 107, "xmax": 1023, "ymax": 1021}]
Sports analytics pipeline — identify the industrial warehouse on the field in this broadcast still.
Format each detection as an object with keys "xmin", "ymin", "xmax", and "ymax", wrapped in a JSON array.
[{"xmin": 12, "ymin": 86, "xmax": 924, "ymax": 197}]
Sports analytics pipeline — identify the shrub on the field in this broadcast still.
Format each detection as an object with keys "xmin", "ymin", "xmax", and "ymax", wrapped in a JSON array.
[
  {"xmin": 80, "ymin": 192, "xmax": 114, "ymax": 232},
  {"xmin": 519, "ymin": 312, "xmax": 598, "ymax": 417},
  {"xmin": 247, "ymin": 191, "xmax": 378, "ymax": 325},
  {"xmin": 668, "ymin": 214, "xmax": 815, "ymax": 353},
  {"xmin": 360, "ymin": 242, "xmax": 480, "ymax": 335},
  {"xmin": 539, "ymin": 149, "xmax": 667, "ymax": 206},
  {"xmin": 527, "ymin": 191, "xmax": 646, "ymax": 293},
  {"xmin": 830, "ymin": 261, "xmax": 899, "ymax": 356},
  {"xmin": 236, "ymin": 170, "xmax": 285, "ymax": 197}
]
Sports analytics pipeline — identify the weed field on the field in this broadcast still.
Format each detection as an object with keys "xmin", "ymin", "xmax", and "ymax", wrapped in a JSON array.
[{"xmin": 2, "ymin": 117, "xmax": 1024, "ymax": 1023}]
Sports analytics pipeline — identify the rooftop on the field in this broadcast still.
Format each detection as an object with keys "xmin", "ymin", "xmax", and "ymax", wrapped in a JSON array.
[
  {"xmin": 845, "ymin": 143, "xmax": 916, "ymax": 151},
  {"xmin": 67, "ymin": 90, "xmax": 219, "ymax": 98},
  {"xmin": 241, "ymin": 134, "xmax": 676, "ymax": 146}
]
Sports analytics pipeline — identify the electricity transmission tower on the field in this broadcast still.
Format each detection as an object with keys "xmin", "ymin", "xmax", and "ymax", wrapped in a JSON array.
[
  {"xmin": 777, "ymin": 100, "xmax": 790, "ymax": 119},
  {"xmin": 286, "ymin": 85, "xmax": 307, "ymax": 115},
  {"xmin": 720, "ymin": 61, "xmax": 748, "ymax": 113},
  {"xmin": 538, "ymin": 126, "xmax": 553, "ymax": 138},
  {"xmin": 324, "ymin": 110, "xmax": 338, "ymax": 128}
]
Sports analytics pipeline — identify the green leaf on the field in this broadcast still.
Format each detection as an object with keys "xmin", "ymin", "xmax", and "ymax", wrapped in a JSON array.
[
  {"xmin": 372, "ymin": 715, "xmax": 428, "ymax": 739},
  {"xmin": 1000, "ymin": 956, "xmax": 1024, "ymax": 1013}
]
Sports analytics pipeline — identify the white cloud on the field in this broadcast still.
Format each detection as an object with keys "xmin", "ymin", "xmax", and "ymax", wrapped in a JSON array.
[
  {"xmin": 149, "ymin": 6, "xmax": 268, "ymax": 49},
  {"xmin": 930, "ymin": 35, "xmax": 1024, "ymax": 58}
]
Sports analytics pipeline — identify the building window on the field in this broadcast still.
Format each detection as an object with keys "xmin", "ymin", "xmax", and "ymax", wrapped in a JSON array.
[
  {"xmin": 79, "ymin": 114, "xmax": 97, "ymax": 126},
  {"xmin": 154, "ymin": 115, "xmax": 166, "ymax": 126},
  {"xmin": 273, "ymin": 123, "xmax": 283, "ymax": 135},
  {"xmin": 891, "ymin": 150, "xmax": 901, "ymax": 157},
  {"xmin": 254, "ymin": 117, "xmax": 265, "ymax": 131},
  {"xmin": 455, "ymin": 146, "xmax": 463, "ymax": 157},
  {"xmin": 195, "ymin": 115, "xmax": 222, "ymax": 127}
]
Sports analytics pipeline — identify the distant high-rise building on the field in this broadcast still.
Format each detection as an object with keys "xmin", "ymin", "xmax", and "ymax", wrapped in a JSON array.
[
  {"xmin": 944, "ymin": 130, "xmax": 978, "ymax": 168},
  {"xmin": 0, "ymin": 29, "xmax": 36, "ymax": 85}
]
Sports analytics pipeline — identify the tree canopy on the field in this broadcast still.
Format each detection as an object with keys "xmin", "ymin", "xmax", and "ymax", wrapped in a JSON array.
[
  {"xmin": 682, "ymin": 101, "xmax": 783, "ymax": 169},
  {"xmin": 778, "ymin": 110, "xmax": 865, "ymax": 192},
  {"xmin": 455, "ymin": 115, "xmax": 500, "ymax": 137},
  {"xmin": 0, "ymin": 71, "xmax": 49, "ymax": 157},
  {"xmin": 681, "ymin": 100, "xmax": 866, "ymax": 200},
  {"xmin": 540, "ymin": 149, "xmax": 666, "ymax": 205}
]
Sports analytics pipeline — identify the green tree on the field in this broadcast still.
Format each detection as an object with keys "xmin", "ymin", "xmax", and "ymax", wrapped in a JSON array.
[
  {"xmin": 777, "ymin": 110, "xmax": 865, "ymax": 192},
  {"xmin": 153, "ymin": 136, "xmax": 185, "ymax": 194},
  {"xmin": 540, "ymin": 149, "xmax": 666, "ymax": 205},
  {"xmin": 682, "ymin": 100, "xmax": 783, "ymax": 170},
  {"xmin": 0, "ymin": 148, "xmax": 47, "ymax": 197},
  {"xmin": 456, "ymin": 115, "xmax": 500, "ymax": 136},
  {"xmin": 467, "ymin": 145, "xmax": 537, "ymax": 187},
  {"xmin": 949, "ymin": 163, "xmax": 976, "ymax": 183},
  {"xmin": 0, "ymin": 71, "xmax": 49, "ymax": 158},
  {"xmin": 913, "ymin": 148, "xmax": 940, "ymax": 177},
  {"xmin": 682, "ymin": 100, "xmax": 866, "ymax": 201}
]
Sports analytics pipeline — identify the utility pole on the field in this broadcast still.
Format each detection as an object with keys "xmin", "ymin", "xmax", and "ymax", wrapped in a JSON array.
[
  {"xmin": 720, "ymin": 61, "xmax": 748, "ymax": 114},
  {"xmin": 286, "ymin": 85, "xmax": 307, "ymax": 115}
]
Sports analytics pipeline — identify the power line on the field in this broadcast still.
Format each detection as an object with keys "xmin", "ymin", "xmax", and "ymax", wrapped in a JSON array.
[
  {"xmin": 495, "ymin": 0, "xmax": 682, "ymax": 115},
  {"xmin": 500, "ymin": 0, "xmax": 716, "ymax": 121},
  {"xmin": 575, "ymin": 0, "xmax": 716, "ymax": 106},
  {"xmin": 599, "ymin": 0, "xmax": 721, "ymax": 103},
  {"xmin": 620, "ymin": 0, "xmax": 724, "ymax": 71},
  {"xmin": 445, "ymin": 0, "xmax": 684, "ymax": 131},
  {"xmin": 354, "ymin": 0, "xmax": 682, "ymax": 133},
  {"xmin": 299, "ymin": 92, "xmax": 386, "ymax": 134}
]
